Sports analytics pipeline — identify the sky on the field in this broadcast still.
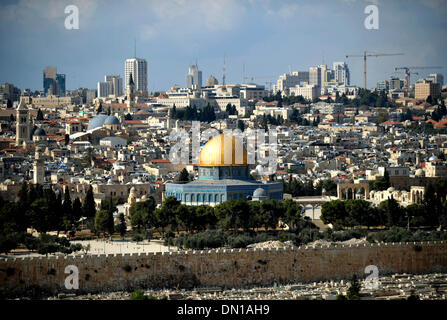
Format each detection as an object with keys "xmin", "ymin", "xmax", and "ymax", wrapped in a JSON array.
[{"xmin": 0, "ymin": 0, "xmax": 446, "ymax": 92}]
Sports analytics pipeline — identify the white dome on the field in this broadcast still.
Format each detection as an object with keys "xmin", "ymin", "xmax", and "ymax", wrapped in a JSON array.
[
  {"xmin": 387, "ymin": 187, "xmax": 395, "ymax": 192},
  {"xmin": 428, "ymin": 154, "xmax": 438, "ymax": 162}
]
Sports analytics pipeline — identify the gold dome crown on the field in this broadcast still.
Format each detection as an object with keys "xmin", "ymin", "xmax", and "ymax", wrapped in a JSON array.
[{"xmin": 199, "ymin": 133, "xmax": 248, "ymax": 167}]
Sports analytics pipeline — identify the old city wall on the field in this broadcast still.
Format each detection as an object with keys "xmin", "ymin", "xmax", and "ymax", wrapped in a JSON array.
[{"xmin": 1, "ymin": 241, "xmax": 447, "ymax": 297}]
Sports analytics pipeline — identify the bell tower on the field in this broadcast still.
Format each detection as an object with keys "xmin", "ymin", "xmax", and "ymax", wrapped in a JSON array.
[{"xmin": 16, "ymin": 98, "xmax": 31, "ymax": 147}]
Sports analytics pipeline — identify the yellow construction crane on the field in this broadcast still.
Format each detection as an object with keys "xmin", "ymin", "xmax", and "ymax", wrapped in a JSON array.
[{"xmin": 346, "ymin": 51, "xmax": 404, "ymax": 90}]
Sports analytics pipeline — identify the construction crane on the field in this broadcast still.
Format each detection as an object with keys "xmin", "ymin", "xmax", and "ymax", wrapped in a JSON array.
[
  {"xmin": 394, "ymin": 66, "xmax": 443, "ymax": 97},
  {"xmin": 345, "ymin": 51, "xmax": 404, "ymax": 90}
]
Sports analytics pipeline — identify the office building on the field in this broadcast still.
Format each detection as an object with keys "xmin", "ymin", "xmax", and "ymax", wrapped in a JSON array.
[
  {"xmin": 43, "ymin": 66, "xmax": 66, "ymax": 96},
  {"xmin": 289, "ymin": 84, "xmax": 320, "ymax": 100},
  {"xmin": 97, "ymin": 82, "xmax": 110, "ymax": 98},
  {"xmin": 105, "ymin": 75, "xmax": 123, "ymax": 96},
  {"xmin": 125, "ymin": 58, "xmax": 148, "ymax": 94},
  {"xmin": 309, "ymin": 66, "xmax": 322, "ymax": 87},
  {"xmin": 415, "ymin": 79, "xmax": 441, "ymax": 100},
  {"xmin": 185, "ymin": 64, "xmax": 202, "ymax": 89},
  {"xmin": 426, "ymin": 73, "xmax": 444, "ymax": 87},
  {"xmin": 333, "ymin": 62, "xmax": 350, "ymax": 86},
  {"xmin": 272, "ymin": 71, "xmax": 309, "ymax": 94}
]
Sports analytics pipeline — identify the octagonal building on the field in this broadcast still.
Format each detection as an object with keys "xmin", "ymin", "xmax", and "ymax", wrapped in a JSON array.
[{"xmin": 164, "ymin": 133, "xmax": 283, "ymax": 206}]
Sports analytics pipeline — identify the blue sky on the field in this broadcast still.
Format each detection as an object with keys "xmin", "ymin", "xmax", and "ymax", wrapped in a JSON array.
[{"xmin": 0, "ymin": 0, "xmax": 446, "ymax": 92}]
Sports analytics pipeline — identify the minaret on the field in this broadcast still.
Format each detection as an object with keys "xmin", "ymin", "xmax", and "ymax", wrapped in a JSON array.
[
  {"xmin": 126, "ymin": 73, "xmax": 135, "ymax": 113},
  {"xmin": 167, "ymin": 108, "xmax": 172, "ymax": 130},
  {"xmin": 16, "ymin": 98, "xmax": 30, "ymax": 147},
  {"xmin": 33, "ymin": 146, "xmax": 45, "ymax": 184}
]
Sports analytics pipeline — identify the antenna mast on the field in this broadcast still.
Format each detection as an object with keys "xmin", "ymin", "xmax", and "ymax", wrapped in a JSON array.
[{"xmin": 222, "ymin": 55, "xmax": 226, "ymax": 86}]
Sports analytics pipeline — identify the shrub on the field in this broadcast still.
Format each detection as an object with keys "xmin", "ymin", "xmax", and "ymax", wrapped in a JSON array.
[
  {"xmin": 132, "ymin": 234, "xmax": 144, "ymax": 242},
  {"xmin": 228, "ymin": 235, "xmax": 253, "ymax": 248},
  {"xmin": 130, "ymin": 289, "xmax": 148, "ymax": 300}
]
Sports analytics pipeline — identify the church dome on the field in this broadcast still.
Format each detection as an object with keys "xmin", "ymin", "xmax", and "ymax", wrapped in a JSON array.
[
  {"xmin": 104, "ymin": 115, "xmax": 120, "ymax": 125},
  {"xmin": 33, "ymin": 128, "xmax": 46, "ymax": 136},
  {"xmin": 87, "ymin": 114, "xmax": 108, "ymax": 131},
  {"xmin": 199, "ymin": 133, "xmax": 248, "ymax": 167}
]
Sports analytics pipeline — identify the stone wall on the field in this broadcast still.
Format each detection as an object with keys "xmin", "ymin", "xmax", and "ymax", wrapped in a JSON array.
[{"xmin": 1, "ymin": 241, "xmax": 447, "ymax": 297}]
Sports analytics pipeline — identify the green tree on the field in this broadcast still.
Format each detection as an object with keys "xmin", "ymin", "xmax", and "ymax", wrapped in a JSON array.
[
  {"xmin": 156, "ymin": 196, "xmax": 180, "ymax": 232},
  {"xmin": 62, "ymin": 186, "xmax": 75, "ymax": 235},
  {"xmin": 82, "ymin": 186, "xmax": 96, "ymax": 219},
  {"xmin": 94, "ymin": 210, "xmax": 110, "ymax": 237},
  {"xmin": 237, "ymin": 119, "xmax": 245, "ymax": 132},
  {"xmin": 215, "ymin": 200, "xmax": 251, "ymax": 231},
  {"xmin": 346, "ymin": 275, "xmax": 361, "ymax": 300},
  {"xmin": 282, "ymin": 199, "xmax": 303, "ymax": 231},
  {"xmin": 129, "ymin": 197, "xmax": 157, "ymax": 234},
  {"xmin": 345, "ymin": 199, "xmax": 376, "ymax": 228},
  {"xmin": 117, "ymin": 213, "xmax": 127, "ymax": 239},
  {"xmin": 321, "ymin": 200, "xmax": 347, "ymax": 227},
  {"xmin": 177, "ymin": 168, "xmax": 190, "ymax": 182},
  {"xmin": 379, "ymin": 198, "xmax": 405, "ymax": 228}
]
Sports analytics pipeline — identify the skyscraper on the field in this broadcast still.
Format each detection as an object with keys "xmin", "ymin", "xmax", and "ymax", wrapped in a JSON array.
[
  {"xmin": 97, "ymin": 81, "xmax": 110, "ymax": 98},
  {"xmin": 43, "ymin": 66, "xmax": 66, "ymax": 96},
  {"xmin": 309, "ymin": 66, "xmax": 322, "ymax": 87},
  {"xmin": 333, "ymin": 62, "xmax": 350, "ymax": 86},
  {"xmin": 56, "ymin": 74, "xmax": 66, "ymax": 96},
  {"xmin": 426, "ymin": 73, "xmax": 444, "ymax": 87},
  {"xmin": 125, "ymin": 58, "xmax": 148, "ymax": 94},
  {"xmin": 185, "ymin": 64, "xmax": 202, "ymax": 89},
  {"xmin": 105, "ymin": 75, "xmax": 123, "ymax": 96}
]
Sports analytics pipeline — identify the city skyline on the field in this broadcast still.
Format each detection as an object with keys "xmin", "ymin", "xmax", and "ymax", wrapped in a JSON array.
[{"xmin": 0, "ymin": 0, "xmax": 446, "ymax": 92}]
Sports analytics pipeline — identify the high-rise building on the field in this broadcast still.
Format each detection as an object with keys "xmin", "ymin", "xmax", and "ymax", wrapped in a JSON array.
[
  {"xmin": 0, "ymin": 83, "xmax": 21, "ymax": 102},
  {"xmin": 309, "ymin": 66, "xmax": 322, "ymax": 87},
  {"xmin": 333, "ymin": 62, "xmax": 350, "ymax": 86},
  {"xmin": 415, "ymin": 79, "xmax": 441, "ymax": 100},
  {"xmin": 105, "ymin": 75, "xmax": 123, "ymax": 96},
  {"xmin": 426, "ymin": 73, "xmax": 444, "ymax": 87},
  {"xmin": 97, "ymin": 82, "xmax": 110, "ymax": 98},
  {"xmin": 185, "ymin": 64, "xmax": 202, "ymax": 89},
  {"xmin": 125, "ymin": 58, "xmax": 148, "ymax": 94},
  {"xmin": 43, "ymin": 66, "xmax": 66, "ymax": 96}
]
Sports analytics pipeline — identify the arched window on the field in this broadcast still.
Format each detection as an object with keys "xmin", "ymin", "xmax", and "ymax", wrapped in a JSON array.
[
  {"xmin": 221, "ymin": 194, "xmax": 224, "ymax": 202},
  {"xmin": 191, "ymin": 194, "xmax": 195, "ymax": 202},
  {"xmin": 198, "ymin": 194, "xmax": 202, "ymax": 202},
  {"xmin": 186, "ymin": 193, "xmax": 189, "ymax": 201},
  {"xmin": 215, "ymin": 194, "xmax": 219, "ymax": 202},
  {"xmin": 208, "ymin": 194, "xmax": 212, "ymax": 202}
]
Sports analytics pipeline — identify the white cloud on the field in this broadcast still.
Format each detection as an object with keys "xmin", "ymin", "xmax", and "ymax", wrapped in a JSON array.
[{"xmin": 133, "ymin": 0, "xmax": 246, "ymax": 40}]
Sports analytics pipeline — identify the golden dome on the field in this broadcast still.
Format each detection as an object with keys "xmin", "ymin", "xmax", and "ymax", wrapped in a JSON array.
[{"xmin": 199, "ymin": 133, "xmax": 248, "ymax": 166}]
